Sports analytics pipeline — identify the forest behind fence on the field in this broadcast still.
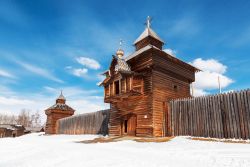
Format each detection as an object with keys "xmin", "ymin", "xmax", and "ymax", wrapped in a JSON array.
[
  {"xmin": 169, "ymin": 89, "xmax": 250, "ymax": 139},
  {"xmin": 56, "ymin": 109, "xmax": 110, "ymax": 135}
]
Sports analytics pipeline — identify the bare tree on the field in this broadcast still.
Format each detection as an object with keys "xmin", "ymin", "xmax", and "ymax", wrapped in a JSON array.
[
  {"xmin": 0, "ymin": 114, "xmax": 17, "ymax": 124},
  {"xmin": 0, "ymin": 109, "xmax": 42, "ymax": 127},
  {"xmin": 33, "ymin": 111, "xmax": 42, "ymax": 127},
  {"xmin": 17, "ymin": 109, "xmax": 31, "ymax": 127}
]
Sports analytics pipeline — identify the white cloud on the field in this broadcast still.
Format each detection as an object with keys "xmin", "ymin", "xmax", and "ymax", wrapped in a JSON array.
[
  {"xmin": 191, "ymin": 58, "xmax": 227, "ymax": 74},
  {"xmin": 0, "ymin": 96, "xmax": 33, "ymax": 105},
  {"xmin": 0, "ymin": 69, "xmax": 16, "ymax": 79},
  {"xmin": 76, "ymin": 57, "xmax": 101, "ymax": 70},
  {"xmin": 17, "ymin": 61, "xmax": 64, "ymax": 83},
  {"xmin": 0, "ymin": 86, "xmax": 108, "ymax": 123},
  {"xmin": 66, "ymin": 57, "xmax": 101, "ymax": 78},
  {"xmin": 194, "ymin": 71, "xmax": 233, "ymax": 90},
  {"xmin": 72, "ymin": 68, "xmax": 88, "ymax": 77},
  {"xmin": 190, "ymin": 58, "xmax": 234, "ymax": 96},
  {"xmin": 70, "ymin": 99, "xmax": 109, "ymax": 115},
  {"xmin": 65, "ymin": 66, "xmax": 89, "ymax": 78},
  {"xmin": 192, "ymin": 88, "xmax": 208, "ymax": 97},
  {"xmin": 163, "ymin": 48, "xmax": 177, "ymax": 57}
]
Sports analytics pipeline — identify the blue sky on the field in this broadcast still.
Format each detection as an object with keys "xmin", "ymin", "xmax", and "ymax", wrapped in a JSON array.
[{"xmin": 0, "ymin": 0, "xmax": 250, "ymax": 119}]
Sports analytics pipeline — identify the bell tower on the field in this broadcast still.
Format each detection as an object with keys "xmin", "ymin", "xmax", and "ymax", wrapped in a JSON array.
[{"xmin": 134, "ymin": 16, "xmax": 164, "ymax": 51}]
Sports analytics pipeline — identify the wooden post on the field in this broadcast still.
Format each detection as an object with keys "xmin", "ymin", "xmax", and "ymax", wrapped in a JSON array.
[
  {"xmin": 130, "ymin": 76, "xmax": 133, "ymax": 90},
  {"xmin": 141, "ymin": 78, "xmax": 143, "ymax": 93},
  {"xmin": 162, "ymin": 102, "xmax": 165, "ymax": 137},
  {"xmin": 109, "ymin": 84, "xmax": 111, "ymax": 96},
  {"xmin": 218, "ymin": 76, "xmax": 222, "ymax": 93},
  {"xmin": 125, "ymin": 77, "xmax": 127, "ymax": 93},
  {"xmin": 119, "ymin": 79, "xmax": 121, "ymax": 94}
]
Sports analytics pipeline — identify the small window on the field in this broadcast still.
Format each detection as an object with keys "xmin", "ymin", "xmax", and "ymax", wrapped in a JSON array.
[
  {"xmin": 124, "ymin": 120, "xmax": 128, "ymax": 133},
  {"xmin": 115, "ymin": 81, "xmax": 120, "ymax": 95},
  {"xmin": 173, "ymin": 85, "xmax": 178, "ymax": 92}
]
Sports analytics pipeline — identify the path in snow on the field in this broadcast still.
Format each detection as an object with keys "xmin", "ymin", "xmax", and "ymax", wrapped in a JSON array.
[{"xmin": 0, "ymin": 133, "xmax": 250, "ymax": 167}]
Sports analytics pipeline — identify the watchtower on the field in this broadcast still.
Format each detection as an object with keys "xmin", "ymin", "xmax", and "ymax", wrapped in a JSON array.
[{"xmin": 45, "ymin": 92, "xmax": 75, "ymax": 134}]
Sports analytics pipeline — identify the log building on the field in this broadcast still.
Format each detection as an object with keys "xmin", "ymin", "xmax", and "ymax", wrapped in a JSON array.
[
  {"xmin": 100, "ymin": 17, "xmax": 199, "ymax": 137},
  {"xmin": 0, "ymin": 124, "xmax": 25, "ymax": 138},
  {"xmin": 45, "ymin": 92, "xmax": 75, "ymax": 134}
]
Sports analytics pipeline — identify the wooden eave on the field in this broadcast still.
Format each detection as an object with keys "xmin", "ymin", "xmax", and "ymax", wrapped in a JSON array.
[
  {"xmin": 125, "ymin": 45, "xmax": 156, "ymax": 62},
  {"xmin": 100, "ymin": 70, "xmax": 109, "ymax": 75},
  {"xmin": 125, "ymin": 45, "xmax": 200, "ymax": 73},
  {"xmin": 99, "ymin": 77, "xmax": 111, "ymax": 86},
  {"xmin": 154, "ymin": 49, "xmax": 201, "ymax": 73},
  {"xmin": 101, "ymin": 71, "xmax": 144, "ymax": 87},
  {"xmin": 105, "ymin": 90, "xmax": 142, "ymax": 103}
]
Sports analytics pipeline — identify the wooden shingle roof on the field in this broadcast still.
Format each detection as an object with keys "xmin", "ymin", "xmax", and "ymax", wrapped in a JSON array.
[{"xmin": 134, "ymin": 27, "xmax": 164, "ymax": 44}]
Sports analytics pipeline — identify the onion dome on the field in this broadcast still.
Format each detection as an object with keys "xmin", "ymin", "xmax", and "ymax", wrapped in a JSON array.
[{"xmin": 116, "ymin": 48, "xmax": 124, "ymax": 58}]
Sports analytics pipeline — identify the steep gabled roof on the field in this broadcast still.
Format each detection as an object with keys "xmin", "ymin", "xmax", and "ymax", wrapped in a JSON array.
[
  {"xmin": 125, "ymin": 44, "xmax": 160, "ymax": 61},
  {"xmin": 125, "ymin": 44, "xmax": 200, "ymax": 72},
  {"xmin": 134, "ymin": 27, "xmax": 164, "ymax": 44}
]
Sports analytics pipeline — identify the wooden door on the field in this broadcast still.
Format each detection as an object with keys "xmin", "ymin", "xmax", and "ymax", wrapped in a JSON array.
[
  {"xmin": 164, "ymin": 102, "xmax": 172, "ymax": 136},
  {"xmin": 127, "ymin": 115, "xmax": 137, "ymax": 136},
  {"xmin": 121, "ymin": 119, "xmax": 128, "ymax": 136}
]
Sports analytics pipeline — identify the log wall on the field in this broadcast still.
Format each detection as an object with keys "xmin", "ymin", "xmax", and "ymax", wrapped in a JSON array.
[
  {"xmin": 152, "ymin": 70, "xmax": 191, "ymax": 137},
  {"xmin": 170, "ymin": 89, "xmax": 250, "ymax": 139},
  {"xmin": 56, "ymin": 110, "xmax": 110, "ymax": 135}
]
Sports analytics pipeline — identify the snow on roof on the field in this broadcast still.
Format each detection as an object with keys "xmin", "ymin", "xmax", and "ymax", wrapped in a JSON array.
[
  {"xmin": 0, "ymin": 124, "xmax": 24, "ymax": 130},
  {"xmin": 46, "ymin": 103, "xmax": 75, "ymax": 111},
  {"xmin": 134, "ymin": 27, "xmax": 164, "ymax": 44}
]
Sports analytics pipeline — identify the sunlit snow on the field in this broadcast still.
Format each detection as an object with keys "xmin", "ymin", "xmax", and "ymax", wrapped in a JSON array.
[{"xmin": 0, "ymin": 133, "xmax": 250, "ymax": 167}]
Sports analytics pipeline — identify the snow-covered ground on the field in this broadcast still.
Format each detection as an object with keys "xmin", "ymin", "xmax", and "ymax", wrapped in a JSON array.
[{"xmin": 1, "ymin": 133, "xmax": 250, "ymax": 167}]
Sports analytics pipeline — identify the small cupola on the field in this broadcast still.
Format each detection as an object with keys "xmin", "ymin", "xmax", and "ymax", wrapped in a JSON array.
[
  {"xmin": 116, "ymin": 40, "xmax": 124, "ymax": 58},
  {"xmin": 56, "ymin": 91, "xmax": 66, "ymax": 104},
  {"xmin": 114, "ymin": 40, "xmax": 131, "ymax": 72},
  {"xmin": 116, "ymin": 48, "xmax": 124, "ymax": 58},
  {"xmin": 134, "ymin": 16, "xmax": 164, "ymax": 51}
]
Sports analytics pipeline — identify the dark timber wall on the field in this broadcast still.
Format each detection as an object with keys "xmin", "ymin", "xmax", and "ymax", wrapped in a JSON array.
[
  {"xmin": 56, "ymin": 110, "xmax": 110, "ymax": 135},
  {"xmin": 169, "ymin": 89, "xmax": 250, "ymax": 139}
]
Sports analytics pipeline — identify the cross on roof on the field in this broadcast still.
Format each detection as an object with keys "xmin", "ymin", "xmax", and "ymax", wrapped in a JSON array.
[
  {"xmin": 119, "ymin": 39, "xmax": 123, "ymax": 49},
  {"xmin": 146, "ymin": 16, "xmax": 152, "ymax": 28}
]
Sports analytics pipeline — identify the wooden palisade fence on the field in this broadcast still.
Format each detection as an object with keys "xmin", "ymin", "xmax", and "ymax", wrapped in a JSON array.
[
  {"xmin": 170, "ymin": 89, "xmax": 250, "ymax": 139},
  {"xmin": 56, "ymin": 109, "xmax": 110, "ymax": 135}
]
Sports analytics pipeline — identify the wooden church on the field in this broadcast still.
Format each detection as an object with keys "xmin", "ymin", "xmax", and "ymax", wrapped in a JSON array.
[{"xmin": 100, "ymin": 17, "xmax": 199, "ymax": 137}]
